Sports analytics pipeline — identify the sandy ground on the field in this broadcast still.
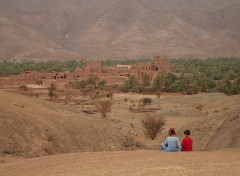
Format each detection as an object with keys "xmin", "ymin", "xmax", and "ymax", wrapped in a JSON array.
[{"xmin": 0, "ymin": 150, "xmax": 240, "ymax": 176}]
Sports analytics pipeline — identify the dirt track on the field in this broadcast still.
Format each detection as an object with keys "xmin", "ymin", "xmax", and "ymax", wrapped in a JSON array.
[{"xmin": 1, "ymin": 150, "xmax": 240, "ymax": 176}]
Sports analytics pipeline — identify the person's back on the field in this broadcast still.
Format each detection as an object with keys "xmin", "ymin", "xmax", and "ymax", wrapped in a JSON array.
[
  {"xmin": 161, "ymin": 128, "xmax": 181, "ymax": 152},
  {"xmin": 181, "ymin": 130, "xmax": 193, "ymax": 152},
  {"xmin": 164, "ymin": 136, "xmax": 181, "ymax": 152}
]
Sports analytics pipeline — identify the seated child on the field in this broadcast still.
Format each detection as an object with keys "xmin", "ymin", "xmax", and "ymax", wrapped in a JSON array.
[
  {"xmin": 181, "ymin": 130, "xmax": 193, "ymax": 152},
  {"xmin": 161, "ymin": 128, "xmax": 182, "ymax": 152}
]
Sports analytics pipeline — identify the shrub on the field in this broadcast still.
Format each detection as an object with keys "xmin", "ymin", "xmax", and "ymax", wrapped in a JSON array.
[
  {"xmin": 141, "ymin": 97, "xmax": 153, "ymax": 107},
  {"xmin": 95, "ymin": 99, "xmax": 113, "ymax": 118},
  {"xmin": 141, "ymin": 116, "xmax": 165, "ymax": 140},
  {"xmin": 19, "ymin": 84, "xmax": 28, "ymax": 91}
]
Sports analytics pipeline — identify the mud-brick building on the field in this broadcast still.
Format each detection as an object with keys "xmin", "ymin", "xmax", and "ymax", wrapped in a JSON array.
[
  {"xmin": 74, "ymin": 55, "xmax": 172, "ymax": 85},
  {"xmin": 0, "ymin": 55, "xmax": 173, "ymax": 89},
  {"xmin": 132, "ymin": 55, "xmax": 172, "ymax": 82}
]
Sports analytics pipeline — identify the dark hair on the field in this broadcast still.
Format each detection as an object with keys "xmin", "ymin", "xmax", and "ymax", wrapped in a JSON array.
[
  {"xmin": 169, "ymin": 128, "xmax": 176, "ymax": 135},
  {"xmin": 184, "ymin": 130, "xmax": 191, "ymax": 135}
]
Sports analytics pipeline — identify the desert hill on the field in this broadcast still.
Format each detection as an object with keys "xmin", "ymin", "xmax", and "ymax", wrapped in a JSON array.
[
  {"xmin": 0, "ymin": 91, "xmax": 127, "ymax": 157},
  {"xmin": 0, "ymin": 0, "xmax": 240, "ymax": 61}
]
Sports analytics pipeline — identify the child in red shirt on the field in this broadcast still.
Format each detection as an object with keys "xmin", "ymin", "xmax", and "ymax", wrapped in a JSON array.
[{"xmin": 181, "ymin": 130, "xmax": 193, "ymax": 152}]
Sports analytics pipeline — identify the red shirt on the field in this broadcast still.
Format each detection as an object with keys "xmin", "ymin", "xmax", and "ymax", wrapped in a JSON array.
[{"xmin": 181, "ymin": 137, "xmax": 193, "ymax": 152}]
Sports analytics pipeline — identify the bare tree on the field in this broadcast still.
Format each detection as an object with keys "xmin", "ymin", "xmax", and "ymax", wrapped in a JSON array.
[
  {"xmin": 95, "ymin": 100, "xmax": 113, "ymax": 118},
  {"xmin": 48, "ymin": 84, "xmax": 56, "ymax": 100},
  {"xmin": 156, "ymin": 91, "xmax": 161, "ymax": 99}
]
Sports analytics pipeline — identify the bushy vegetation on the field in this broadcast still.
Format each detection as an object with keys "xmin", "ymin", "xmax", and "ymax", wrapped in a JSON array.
[
  {"xmin": 141, "ymin": 116, "xmax": 165, "ymax": 140},
  {"xmin": 122, "ymin": 57, "xmax": 240, "ymax": 95},
  {"xmin": 0, "ymin": 60, "xmax": 85, "ymax": 76},
  {"xmin": 74, "ymin": 76, "xmax": 108, "ymax": 91},
  {"xmin": 0, "ymin": 58, "xmax": 151, "ymax": 76}
]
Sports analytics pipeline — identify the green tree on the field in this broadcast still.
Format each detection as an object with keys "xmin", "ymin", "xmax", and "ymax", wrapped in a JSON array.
[
  {"xmin": 123, "ymin": 75, "xmax": 140, "ymax": 92},
  {"xmin": 152, "ymin": 76, "xmax": 163, "ymax": 91},
  {"xmin": 143, "ymin": 74, "xmax": 151, "ymax": 87}
]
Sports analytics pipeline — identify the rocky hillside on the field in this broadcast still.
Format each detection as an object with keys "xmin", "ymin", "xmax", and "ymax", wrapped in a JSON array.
[{"xmin": 0, "ymin": 0, "xmax": 240, "ymax": 61}]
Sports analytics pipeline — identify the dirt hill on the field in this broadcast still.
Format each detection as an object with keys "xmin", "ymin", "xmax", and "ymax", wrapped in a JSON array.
[
  {"xmin": 0, "ymin": 91, "xmax": 126, "ymax": 157},
  {"xmin": 0, "ymin": 0, "xmax": 240, "ymax": 60}
]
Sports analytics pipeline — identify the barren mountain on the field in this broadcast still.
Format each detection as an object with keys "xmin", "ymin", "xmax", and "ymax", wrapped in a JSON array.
[{"xmin": 0, "ymin": 0, "xmax": 240, "ymax": 60}]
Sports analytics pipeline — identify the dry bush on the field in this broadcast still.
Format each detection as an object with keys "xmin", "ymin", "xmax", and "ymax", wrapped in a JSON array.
[
  {"xmin": 19, "ymin": 84, "xmax": 28, "ymax": 91},
  {"xmin": 124, "ymin": 98, "xmax": 129, "ymax": 101},
  {"xmin": 95, "ymin": 99, "xmax": 113, "ymax": 118},
  {"xmin": 141, "ymin": 97, "xmax": 153, "ymax": 107},
  {"xmin": 122, "ymin": 136, "xmax": 147, "ymax": 149},
  {"xmin": 141, "ymin": 115, "xmax": 165, "ymax": 140}
]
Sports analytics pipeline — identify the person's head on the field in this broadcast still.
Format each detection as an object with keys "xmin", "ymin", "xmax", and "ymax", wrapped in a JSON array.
[
  {"xmin": 168, "ymin": 128, "xmax": 176, "ymax": 136},
  {"xmin": 184, "ymin": 130, "xmax": 191, "ymax": 137}
]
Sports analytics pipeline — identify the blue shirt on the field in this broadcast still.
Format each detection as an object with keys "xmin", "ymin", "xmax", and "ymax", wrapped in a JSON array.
[{"xmin": 164, "ymin": 136, "xmax": 181, "ymax": 152}]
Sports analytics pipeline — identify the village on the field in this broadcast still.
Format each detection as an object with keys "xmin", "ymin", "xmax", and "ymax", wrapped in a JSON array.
[{"xmin": 0, "ymin": 56, "xmax": 172, "ymax": 90}]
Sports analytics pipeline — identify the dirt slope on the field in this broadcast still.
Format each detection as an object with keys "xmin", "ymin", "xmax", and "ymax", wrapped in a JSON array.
[
  {"xmin": 174, "ymin": 94, "xmax": 240, "ymax": 151},
  {"xmin": 0, "ymin": 91, "xmax": 125, "ymax": 157},
  {"xmin": 0, "ymin": 150, "xmax": 240, "ymax": 176},
  {"xmin": 113, "ymin": 93, "xmax": 240, "ymax": 151}
]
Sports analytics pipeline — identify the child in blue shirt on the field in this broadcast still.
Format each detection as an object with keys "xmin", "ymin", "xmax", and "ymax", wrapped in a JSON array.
[{"xmin": 161, "ymin": 128, "xmax": 182, "ymax": 152}]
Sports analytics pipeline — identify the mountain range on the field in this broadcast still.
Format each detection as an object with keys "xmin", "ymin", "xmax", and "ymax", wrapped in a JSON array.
[{"xmin": 0, "ymin": 0, "xmax": 240, "ymax": 61}]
